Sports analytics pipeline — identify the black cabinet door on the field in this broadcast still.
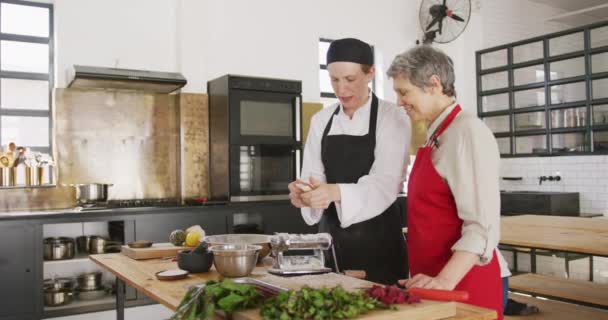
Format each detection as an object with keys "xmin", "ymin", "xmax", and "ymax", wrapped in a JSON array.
[{"xmin": 0, "ymin": 223, "xmax": 39, "ymax": 318}]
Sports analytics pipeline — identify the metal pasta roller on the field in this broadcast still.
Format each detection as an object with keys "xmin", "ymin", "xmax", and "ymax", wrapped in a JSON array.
[{"xmin": 268, "ymin": 233, "xmax": 339, "ymax": 276}]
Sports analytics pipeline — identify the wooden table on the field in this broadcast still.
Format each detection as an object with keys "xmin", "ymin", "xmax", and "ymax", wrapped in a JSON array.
[
  {"xmin": 500, "ymin": 215, "xmax": 608, "ymax": 257},
  {"xmin": 90, "ymin": 253, "xmax": 496, "ymax": 320},
  {"xmin": 500, "ymin": 215, "xmax": 608, "ymax": 279}
]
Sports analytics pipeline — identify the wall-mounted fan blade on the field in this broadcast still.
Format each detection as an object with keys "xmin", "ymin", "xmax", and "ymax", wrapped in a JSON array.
[
  {"xmin": 419, "ymin": 0, "xmax": 471, "ymax": 44},
  {"xmin": 450, "ymin": 13, "xmax": 465, "ymax": 22},
  {"xmin": 426, "ymin": 16, "xmax": 441, "ymax": 31}
]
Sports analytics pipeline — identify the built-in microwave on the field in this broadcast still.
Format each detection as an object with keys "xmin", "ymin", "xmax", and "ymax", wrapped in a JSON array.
[{"xmin": 208, "ymin": 75, "xmax": 302, "ymax": 202}]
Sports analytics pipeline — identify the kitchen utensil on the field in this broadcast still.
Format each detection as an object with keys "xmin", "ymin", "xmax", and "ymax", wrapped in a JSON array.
[
  {"xmin": 43, "ymin": 277, "xmax": 74, "ymax": 290},
  {"xmin": 155, "ymin": 269, "xmax": 189, "ymax": 281},
  {"xmin": 76, "ymin": 286, "xmax": 108, "ymax": 300},
  {"xmin": 127, "ymin": 240, "xmax": 153, "ymax": 248},
  {"xmin": 88, "ymin": 236, "xmax": 122, "ymax": 254},
  {"xmin": 177, "ymin": 249, "xmax": 214, "ymax": 273},
  {"xmin": 76, "ymin": 272, "xmax": 102, "ymax": 290},
  {"xmin": 232, "ymin": 277, "xmax": 287, "ymax": 298},
  {"xmin": 43, "ymin": 237, "xmax": 76, "ymax": 260},
  {"xmin": 120, "ymin": 242, "xmax": 187, "ymax": 260},
  {"xmin": 267, "ymin": 233, "xmax": 335, "ymax": 276},
  {"xmin": 76, "ymin": 235, "xmax": 97, "ymax": 253},
  {"xmin": 204, "ymin": 234, "xmax": 272, "ymax": 259},
  {"xmin": 43, "ymin": 287, "xmax": 73, "ymax": 307},
  {"xmin": 208, "ymin": 244, "xmax": 261, "ymax": 277},
  {"xmin": 64, "ymin": 183, "xmax": 113, "ymax": 205},
  {"xmin": 407, "ymin": 288, "xmax": 469, "ymax": 302}
]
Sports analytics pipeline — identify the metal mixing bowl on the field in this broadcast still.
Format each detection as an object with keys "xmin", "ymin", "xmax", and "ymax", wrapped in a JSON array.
[
  {"xmin": 208, "ymin": 244, "xmax": 262, "ymax": 277},
  {"xmin": 204, "ymin": 234, "xmax": 271, "ymax": 260}
]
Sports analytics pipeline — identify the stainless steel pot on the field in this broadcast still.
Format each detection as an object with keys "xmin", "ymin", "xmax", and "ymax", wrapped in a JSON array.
[
  {"xmin": 44, "ymin": 288, "xmax": 73, "ymax": 306},
  {"xmin": 76, "ymin": 235, "xmax": 104, "ymax": 253},
  {"xmin": 88, "ymin": 236, "xmax": 121, "ymax": 254},
  {"xmin": 65, "ymin": 183, "xmax": 113, "ymax": 205},
  {"xmin": 43, "ymin": 237, "xmax": 75, "ymax": 260},
  {"xmin": 76, "ymin": 272, "xmax": 102, "ymax": 290},
  {"xmin": 76, "ymin": 286, "xmax": 108, "ymax": 300},
  {"xmin": 76, "ymin": 235, "xmax": 91, "ymax": 253},
  {"xmin": 44, "ymin": 277, "xmax": 74, "ymax": 290}
]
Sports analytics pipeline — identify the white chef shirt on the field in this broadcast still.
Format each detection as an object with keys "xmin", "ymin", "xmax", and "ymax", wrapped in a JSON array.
[
  {"xmin": 426, "ymin": 103, "xmax": 502, "ymax": 266},
  {"xmin": 300, "ymin": 95, "xmax": 411, "ymax": 228}
]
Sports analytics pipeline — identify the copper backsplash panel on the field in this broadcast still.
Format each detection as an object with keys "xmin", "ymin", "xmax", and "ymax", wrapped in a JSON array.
[
  {"xmin": 178, "ymin": 93, "xmax": 209, "ymax": 200},
  {"xmin": 55, "ymin": 88, "xmax": 208, "ymax": 201}
]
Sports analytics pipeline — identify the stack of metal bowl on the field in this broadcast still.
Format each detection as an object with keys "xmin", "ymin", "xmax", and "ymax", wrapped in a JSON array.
[
  {"xmin": 208, "ymin": 244, "xmax": 262, "ymax": 277},
  {"xmin": 43, "ymin": 278, "xmax": 75, "ymax": 307},
  {"xmin": 204, "ymin": 234, "xmax": 271, "ymax": 260}
]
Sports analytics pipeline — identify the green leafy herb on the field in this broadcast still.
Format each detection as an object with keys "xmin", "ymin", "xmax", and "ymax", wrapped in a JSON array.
[
  {"xmin": 171, "ymin": 280, "xmax": 263, "ymax": 320},
  {"xmin": 260, "ymin": 286, "xmax": 389, "ymax": 320}
]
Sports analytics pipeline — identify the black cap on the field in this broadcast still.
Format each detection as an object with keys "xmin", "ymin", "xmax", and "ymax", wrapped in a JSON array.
[{"xmin": 326, "ymin": 38, "xmax": 373, "ymax": 65}]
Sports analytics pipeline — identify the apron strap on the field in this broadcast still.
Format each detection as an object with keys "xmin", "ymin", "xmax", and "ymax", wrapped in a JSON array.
[
  {"xmin": 426, "ymin": 104, "xmax": 462, "ymax": 148},
  {"xmin": 321, "ymin": 94, "xmax": 379, "ymax": 155}
]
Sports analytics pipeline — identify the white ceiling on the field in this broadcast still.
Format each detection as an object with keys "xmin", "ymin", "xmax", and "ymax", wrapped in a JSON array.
[
  {"xmin": 529, "ymin": 0, "xmax": 607, "ymax": 12},
  {"xmin": 530, "ymin": 0, "xmax": 608, "ymax": 27},
  {"xmin": 529, "ymin": 0, "xmax": 608, "ymax": 26}
]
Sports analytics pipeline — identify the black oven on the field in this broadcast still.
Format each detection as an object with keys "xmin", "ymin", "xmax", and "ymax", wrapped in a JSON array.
[{"xmin": 208, "ymin": 75, "xmax": 302, "ymax": 202}]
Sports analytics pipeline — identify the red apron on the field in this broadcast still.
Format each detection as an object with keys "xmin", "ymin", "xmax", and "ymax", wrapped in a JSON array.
[{"xmin": 407, "ymin": 105, "xmax": 503, "ymax": 320}]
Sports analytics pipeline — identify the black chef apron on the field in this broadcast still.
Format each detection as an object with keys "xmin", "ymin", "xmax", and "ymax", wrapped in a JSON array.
[{"xmin": 319, "ymin": 94, "xmax": 408, "ymax": 285}]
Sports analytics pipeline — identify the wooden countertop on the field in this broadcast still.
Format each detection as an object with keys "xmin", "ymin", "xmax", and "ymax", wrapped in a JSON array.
[
  {"xmin": 90, "ymin": 254, "xmax": 496, "ymax": 320},
  {"xmin": 500, "ymin": 215, "xmax": 608, "ymax": 256}
]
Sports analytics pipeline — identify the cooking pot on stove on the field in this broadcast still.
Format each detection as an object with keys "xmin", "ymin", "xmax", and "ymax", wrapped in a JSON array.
[{"xmin": 63, "ymin": 183, "xmax": 113, "ymax": 206}]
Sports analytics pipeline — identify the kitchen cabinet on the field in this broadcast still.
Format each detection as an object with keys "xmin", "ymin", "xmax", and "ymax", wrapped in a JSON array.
[
  {"xmin": 477, "ymin": 20, "xmax": 608, "ymax": 157},
  {"xmin": 0, "ymin": 222, "xmax": 41, "ymax": 320}
]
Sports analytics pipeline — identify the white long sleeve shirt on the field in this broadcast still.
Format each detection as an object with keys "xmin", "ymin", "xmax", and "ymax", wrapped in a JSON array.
[
  {"xmin": 427, "ymin": 103, "xmax": 502, "ymax": 266},
  {"xmin": 300, "ymin": 96, "xmax": 411, "ymax": 228}
]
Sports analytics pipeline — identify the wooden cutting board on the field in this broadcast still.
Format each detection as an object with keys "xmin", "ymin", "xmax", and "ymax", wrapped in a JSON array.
[
  {"xmin": 234, "ymin": 300, "xmax": 456, "ymax": 320},
  {"xmin": 232, "ymin": 272, "xmax": 457, "ymax": 320},
  {"xmin": 121, "ymin": 243, "xmax": 187, "ymax": 260}
]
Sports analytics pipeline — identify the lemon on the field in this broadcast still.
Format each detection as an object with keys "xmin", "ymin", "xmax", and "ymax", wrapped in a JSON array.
[{"xmin": 185, "ymin": 231, "xmax": 201, "ymax": 247}]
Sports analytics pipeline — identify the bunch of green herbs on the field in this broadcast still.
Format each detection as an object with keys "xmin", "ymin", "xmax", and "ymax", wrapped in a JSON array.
[
  {"xmin": 171, "ymin": 280, "xmax": 262, "ymax": 320},
  {"xmin": 260, "ymin": 286, "xmax": 388, "ymax": 320}
]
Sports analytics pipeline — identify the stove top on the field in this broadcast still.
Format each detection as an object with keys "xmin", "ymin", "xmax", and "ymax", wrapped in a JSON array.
[{"xmin": 79, "ymin": 198, "xmax": 181, "ymax": 210}]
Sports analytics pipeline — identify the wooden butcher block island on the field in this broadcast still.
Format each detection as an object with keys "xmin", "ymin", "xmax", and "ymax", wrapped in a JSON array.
[{"xmin": 90, "ymin": 253, "xmax": 496, "ymax": 320}]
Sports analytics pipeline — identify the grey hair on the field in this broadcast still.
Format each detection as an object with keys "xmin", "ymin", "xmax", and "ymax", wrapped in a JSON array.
[{"xmin": 386, "ymin": 45, "xmax": 456, "ymax": 97}]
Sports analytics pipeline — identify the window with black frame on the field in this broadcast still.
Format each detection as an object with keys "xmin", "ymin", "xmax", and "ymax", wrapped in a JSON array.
[
  {"xmin": 319, "ymin": 38, "xmax": 376, "ymax": 108},
  {"xmin": 0, "ymin": 0, "xmax": 53, "ymax": 183},
  {"xmin": 476, "ymin": 20, "xmax": 608, "ymax": 157}
]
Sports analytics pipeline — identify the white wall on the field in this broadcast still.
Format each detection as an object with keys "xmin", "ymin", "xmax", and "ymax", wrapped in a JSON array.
[
  {"xmin": 54, "ymin": 0, "xmax": 178, "ymax": 86},
  {"xmin": 54, "ymin": 0, "xmax": 419, "ymax": 103}
]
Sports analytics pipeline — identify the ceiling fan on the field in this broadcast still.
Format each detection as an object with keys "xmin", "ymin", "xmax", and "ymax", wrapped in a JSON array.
[{"xmin": 419, "ymin": 0, "xmax": 471, "ymax": 44}]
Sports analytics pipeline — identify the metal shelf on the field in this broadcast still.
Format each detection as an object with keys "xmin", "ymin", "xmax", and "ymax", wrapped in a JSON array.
[
  {"xmin": 42, "ymin": 295, "xmax": 156, "ymax": 319},
  {"xmin": 476, "ymin": 19, "xmax": 608, "ymax": 157}
]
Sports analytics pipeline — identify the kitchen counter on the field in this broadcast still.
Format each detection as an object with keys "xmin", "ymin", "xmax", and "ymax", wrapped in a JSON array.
[
  {"xmin": 0, "ymin": 201, "xmax": 317, "ymax": 319},
  {"xmin": 90, "ymin": 253, "xmax": 496, "ymax": 320}
]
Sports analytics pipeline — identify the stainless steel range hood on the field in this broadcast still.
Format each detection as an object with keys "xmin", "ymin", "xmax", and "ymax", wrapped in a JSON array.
[{"xmin": 68, "ymin": 65, "xmax": 187, "ymax": 93}]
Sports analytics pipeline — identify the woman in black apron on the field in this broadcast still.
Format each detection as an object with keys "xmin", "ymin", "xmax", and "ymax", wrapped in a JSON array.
[{"xmin": 288, "ymin": 38, "xmax": 409, "ymax": 284}]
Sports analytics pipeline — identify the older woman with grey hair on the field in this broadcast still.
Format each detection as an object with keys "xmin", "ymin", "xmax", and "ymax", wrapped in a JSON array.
[{"xmin": 387, "ymin": 45, "xmax": 503, "ymax": 320}]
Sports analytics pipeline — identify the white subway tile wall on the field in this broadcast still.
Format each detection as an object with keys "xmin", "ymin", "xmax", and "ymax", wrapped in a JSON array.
[{"xmin": 500, "ymin": 156, "xmax": 608, "ymax": 216}]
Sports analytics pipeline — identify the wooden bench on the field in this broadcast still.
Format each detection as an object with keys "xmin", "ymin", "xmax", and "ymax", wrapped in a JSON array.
[
  {"xmin": 509, "ymin": 273, "xmax": 608, "ymax": 309},
  {"xmin": 505, "ymin": 293, "xmax": 608, "ymax": 320}
]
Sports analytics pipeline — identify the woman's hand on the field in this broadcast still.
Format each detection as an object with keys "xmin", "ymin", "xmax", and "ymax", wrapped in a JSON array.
[
  {"xmin": 300, "ymin": 177, "xmax": 341, "ymax": 209},
  {"xmin": 398, "ymin": 274, "xmax": 454, "ymax": 290},
  {"xmin": 288, "ymin": 179, "xmax": 313, "ymax": 208}
]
